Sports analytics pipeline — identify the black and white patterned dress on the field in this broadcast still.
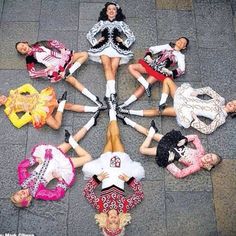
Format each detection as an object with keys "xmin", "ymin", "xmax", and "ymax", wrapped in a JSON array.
[{"xmin": 87, "ymin": 20, "xmax": 135, "ymax": 64}]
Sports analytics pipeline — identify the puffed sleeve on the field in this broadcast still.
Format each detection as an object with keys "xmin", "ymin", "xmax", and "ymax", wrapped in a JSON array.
[
  {"xmin": 120, "ymin": 21, "xmax": 135, "ymax": 48},
  {"xmin": 87, "ymin": 21, "xmax": 104, "ymax": 47}
]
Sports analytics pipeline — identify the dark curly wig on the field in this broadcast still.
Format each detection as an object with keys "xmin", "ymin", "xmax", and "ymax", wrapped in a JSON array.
[{"xmin": 98, "ymin": 2, "xmax": 126, "ymax": 21}]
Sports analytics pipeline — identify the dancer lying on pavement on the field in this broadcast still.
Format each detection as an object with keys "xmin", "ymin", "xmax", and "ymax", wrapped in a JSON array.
[
  {"xmin": 118, "ymin": 37, "xmax": 189, "ymax": 108},
  {"xmin": 83, "ymin": 94, "xmax": 144, "ymax": 236},
  {"xmin": 15, "ymin": 39, "xmax": 103, "ymax": 107},
  {"xmin": 10, "ymin": 111, "xmax": 100, "ymax": 208},
  {"xmin": 117, "ymin": 116, "xmax": 221, "ymax": 178},
  {"xmin": 118, "ymin": 78, "xmax": 236, "ymax": 134},
  {"xmin": 87, "ymin": 1, "xmax": 135, "ymax": 102},
  {"xmin": 0, "ymin": 83, "xmax": 101, "ymax": 129}
]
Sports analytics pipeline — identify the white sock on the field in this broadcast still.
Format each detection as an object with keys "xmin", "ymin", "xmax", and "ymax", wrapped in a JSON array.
[
  {"xmin": 84, "ymin": 106, "xmax": 98, "ymax": 113},
  {"xmin": 57, "ymin": 100, "xmax": 66, "ymax": 112},
  {"xmin": 82, "ymin": 88, "xmax": 97, "ymax": 102},
  {"xmin": 69, "ymin": 62, "xmax": 81, "ymax": 74},
  {"xmin": 137, "ymin": 76, "xmax": 149, "ymax": 89},
  {"xmin": 148, "ymin": 127, "xmax": 155, "ymax": 138},
  {"xmin": 124, "ymin": 117, "xmax": 136, "ymax": 128},
  {"xmin": 109, "ymin": 109, "xmax": 117, "ymax": 121},
  {"xmin": 69, "ymin": 136, "xmax": 79, "ymax": 149},
  {"xmin": 84, "ymin": 117, "xmax": 95, "ymax": 130},
  {"xmin": 107, "ymin": 80, "xmax": 116, "ymax": 94},
  {"xmin": 124, "ymin": 95, "xmax": 137, "ymax": 106},
  {"xmin": 159, "ymin": 93, "xmax": 168, "ymax": 105},
  {"xmin": 105, "ymin": 84, "xmax": 110, "ymax": 98},
  {"xmin": 129, "ymin": 110, "xmax": 144, "ymax": 116}
]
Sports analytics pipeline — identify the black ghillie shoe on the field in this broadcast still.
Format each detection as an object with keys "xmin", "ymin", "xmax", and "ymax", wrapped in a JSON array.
[
  {"xmin": 116, "ymin": 113, "xmax": 128, "ymax": 125},
  {"xmin": 110, "ymin": 93, "xmax": 117, "ymax": 110},
  {"xmin": 158, "ymin": 103, "xmax": 166, "ymax": 112},
  {"xmin": 58, "ymin": 91, "xmax": 67, "ymax": 103},
  {"xmin": 64, "ymin": 129, "xmax": 71, "ymax": 143},
  {"xmin": 98, "ymin": 105, "xmax": 107, "ymax": 111},
  {"xmin": 145, "ymin": 84, "xmax": 152, "ymax": 97},
  {"xmin": 117, "ymin": 107, "xmax": 130, "ymax": 115},
  {"xmin": 117, "ymin": 102, "xmax": 127, "ymax": 109},
  {"xmin": 150, "ymin": 120, "xmax": 158, "ymax": 133},
  {"xmin": 95, "ymin": 96, "xmax": 103, "ymax": 107},
  {"xmin": 92, "ymin": 110, "xmax": 100, "ymax": 127}
]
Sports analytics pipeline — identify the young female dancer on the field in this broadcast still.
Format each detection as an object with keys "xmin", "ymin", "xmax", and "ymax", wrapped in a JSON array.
[
  {"xmin": 87, "ymin": 1, "xmax": 135, "ymax": 101},
  {"xmin": 116, "ymin": 116, "xmax": 221, "ymax": 178},
  {"xmin": 10, "ymin": 112, "xmax": 100, "ymax": 207},
  {"xmin": 119, "ymin": 78, "xmax": 236, "ymax": 134},
  {"xmin": 82, "ymin": 94, "xmax": 144, "ymax": 236},
  {"xmin": 0, "ymin": 83, "xmax": 100, "ymax": 129},
  {"xmin": 118, "ymin": 37, "xmax": 189, "ymax": 108},
  {"xmin": 15, "ymin": 39, "xmax": 103, "ymax": 107}
]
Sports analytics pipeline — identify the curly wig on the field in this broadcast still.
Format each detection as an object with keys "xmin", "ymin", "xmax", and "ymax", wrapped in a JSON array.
[{"xmin": 98, "ymin": 2, "xmax": 126, "ymax": 21}]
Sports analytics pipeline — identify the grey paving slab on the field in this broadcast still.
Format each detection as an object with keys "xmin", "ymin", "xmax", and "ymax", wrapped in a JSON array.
[
  {"xmin": 79, "ymin": 19, "xmax": 97, "ymax": 32},
  {"xmin": 40, "ymin": 0, "xmax": 79, "ymax": 31},
  {"xmin": 78, "ymin": 31, "xmax": 92, "ymax": 51},
  {"xmin": 0, "ymin": 144, "xmax": 26, "ymax": 198},
  {"xmin": 0, "ymin": 199, "xmax": 19, "ymax": 233},
  {"xmin": 194, "ymin": 1, "xmax": 235, "ymax": 49},
  {"xmin": 38, "ymin": 30, "xmax": 78, "ymax": 51},
  {"xmin": 231, "ymin": 0, "xmax": 236, "ymax": 15},
  {"xmin": 126, "ymin": 180, "xmax": 166, "ymax": 236},
  {"xmin": 156, "ymin": 0, "xmax": 193, "ymax": 10},
  {"xmin": 2, "ymin": 0, "xmax": 41, "ymax": 22},
  {"xmin": 18, "ymin": 195, "xmax": 69, "ymax": 236},
  {"xmin": 156, "ymin": 10, "xmax": 196, "ymax": 41},
  {"xmin": 0, "ymin": 22, "xmax": 39, "ymax": 69},
  {"xmin": 79, "ymin": 2, "xmax": 105, "ymax": 20},
  {"xmin": 119, "ymin": 0, "xmax": 156, "ymax": 19},
  {"xmin": 166, "ymin": 191, "xmax": 217, "ymax": 236},
  {"xmin": 127, "ymin": 18, "xmax": 157, "ymax": 49}
]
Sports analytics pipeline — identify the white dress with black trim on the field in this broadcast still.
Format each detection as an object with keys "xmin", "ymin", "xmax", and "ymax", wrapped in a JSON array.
[{"xmin": 87, "ymin": 20, "xmax": 135, "ymax": 65}]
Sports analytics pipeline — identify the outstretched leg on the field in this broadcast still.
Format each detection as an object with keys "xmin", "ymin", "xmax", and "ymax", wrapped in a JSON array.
[{"xmin": 67, "ymin": 51, "xmax": 88, "ymax": 75}]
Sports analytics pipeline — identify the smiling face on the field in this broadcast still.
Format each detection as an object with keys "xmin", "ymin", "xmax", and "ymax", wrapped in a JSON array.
[
  {"xmin": 0, "ymin": 95, "xmax": 7, "ymax": 105},
  {"xmin": 201, "ymin": 153, "xmax": 220, "ymax": 170},
  {"xmin": 16, "ymin": 42, "xmax": 31, "ymax": 55},
  {"xmin": 225, "ymin": 100, "xmax": 236, "ymax": 113},
  {"xmin": 106, "ymin": 209, "xmax": 120, "ymax": 230},
  {"xmin": 11, "ymin": 189, "xmax": 32, "ymax": 207},
  {"xmin": 106, "ymin": 4, "xmax": 117, "ymax": 20},
  {"xmin": 175, "ymin": 38, "xmax": 188, "ymax": 51}
]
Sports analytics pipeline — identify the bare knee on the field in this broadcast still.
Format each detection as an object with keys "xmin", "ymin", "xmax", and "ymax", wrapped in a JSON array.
[
  {"xmin": 85, "ymin": 154, "xmax": 92, "ymax": 163},
  {"xmin": 51, "ymin": 121, "xmax": 61, "ymax": 130},
  {"xmin": 80, "ymin": 51, "xmax": 88, "ymax": 60},
  {"xmin": 139, "ymin": 146, "xmax": 145, "ymax": 155},
  {"xmin": 128, "ymin": 64, "xmax": 135, "ymax": 74}
]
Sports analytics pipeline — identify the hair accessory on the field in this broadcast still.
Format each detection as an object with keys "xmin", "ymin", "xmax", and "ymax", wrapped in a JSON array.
[{"xmin": 21, "ymin": 198, "xmax": 29, "ymax": 207}]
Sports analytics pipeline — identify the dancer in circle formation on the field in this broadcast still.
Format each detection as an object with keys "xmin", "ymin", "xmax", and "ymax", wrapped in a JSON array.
[{"xmin": 5, "ymin": 1, "xmax": 235, "ymax": 235}]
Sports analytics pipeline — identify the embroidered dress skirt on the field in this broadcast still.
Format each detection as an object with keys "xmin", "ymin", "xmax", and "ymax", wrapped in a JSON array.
[
  {"xmin": 31, "ymin": 87, "xmax": 57, "ymax": 128},
  {"xmin": 82, "ymin": 151, "xmax": 145, "ymax": 189},
  {"xmin": 88, "ymin": 45, "xmax": 133, "ymax": 65},
  {"xmin": 139, "ymin": 59, "xmax": 172, "ymax": 82},
  {"xmin": 32, "ymin": 144, "xmax": 75, "ymax": 186}
]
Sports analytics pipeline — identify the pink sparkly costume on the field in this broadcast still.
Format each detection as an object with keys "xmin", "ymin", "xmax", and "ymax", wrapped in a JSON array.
[
  {"xmin": 165, "ymin": 135, "xmax": 205, "ymax": 178},
  {"xmin": 25, "ymin": 40, "xmax": 73, "ymax": 83},
  {"xmin": 18, "ymin": 144, "xmax": 75, "ymax": 201}
]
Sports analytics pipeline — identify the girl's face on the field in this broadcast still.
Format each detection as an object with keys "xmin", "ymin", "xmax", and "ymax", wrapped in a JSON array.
[
  {"xmin": 175, "ymin": 38, "xmax": 188, "ymax": 50},
  {"xmin": 225, "ymin": 100, "xmax": 236, "ymax": 113},
  {"xmin": 16, "ymin": 42, "xmax": 31, "ymax": 55},
  {"xmin": 13, "ymin": 189, "xmax": 30, "ymax": 203},
  {"xmin": 201, "ymin": 153, "xmax": 219, "ymax": 169},
  {"xmin": 106, "ymin": 4, "xmax": 117, "ymax": 20},
  {"xmin": 0, "ymin": 95, "xmax": 7, "ymax": 105},
  {"xmin": 106, "ymin": 209, "xmax": 120, "ymax": 230}
]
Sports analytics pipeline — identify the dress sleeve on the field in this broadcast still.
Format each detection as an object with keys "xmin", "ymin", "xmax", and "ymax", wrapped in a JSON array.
[
  {"xmin": 34, "ymin": 180, "xmax": 68, "ymax": 201},
  {"xmin": 87, "ymin": 21, "xmax": 103, "ymax": 47},
  {"xmin": 148, "ymin": 44, "xmax": 170, "ymax": 55},
  {"xmin": 191, "ymin": 113, "xmax": 226, "ymax": 134},
  {"xmin": 172, "ymin": 54, "xmax": 185, "ymax": 78},
  {"xmin": 83, "ymin": 176, "xmax": 101, "ymax": 210},
  {"xmin": 7, "ymin": 111, "xmax": 32, "ymax": 128},
  {"xmin": 120, "ymin": 21, "xmax": 135, "ymax": 48},
  {"xmin": 47, "ymin": 40, "xmax": 65, "ymax": 50},
  {"xmin": 126, "ymin": 177, "xmax": 144, "ymax": 210},
  {"xmin": 18, "ymin": 156, "xmax": 37, "ymax": 184},
  {"xmin": 166, "ymin": 163, "xmax": 201, "ymax": 179},
  {"xmin": 186, "ymin": 135, "xmax": 205, "ymax": 155},
  {"xmin": 26, "ymin": 55, "xmax": 49, "ymax": 79}
]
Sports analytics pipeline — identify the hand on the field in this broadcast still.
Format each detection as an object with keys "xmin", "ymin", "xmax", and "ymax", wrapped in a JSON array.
[
  {"xmin": 52, "ymin": 170, "xmax": 62, "ymax": 180},
  {"xmin": 45, "ymin": 64, "xmax": 54, "ymax": 72},
  {"xmin": 59, "ymin": 70, "xmax": 65, "ymax": 78},
  {"xmin": 97, "ymin": 171, "xmax": 109, "ymax": 181},
  {"xmin": 190, "ymin": 91, "xmax": 198, "ymax": 96},
  {"xmin": 60, "ymin": 48, "xmax": 66, "ymax": 55},
  {"xmin": 36, "ymin": 157, "xmax": 43, "ymax": 164},
  {"xmin": 97, "ymin": 37, "xmax": 105, "ymax": 43},
  {"xmin": 116, "ymin": 36, "xmax": 123, "ymax": 43},
  {"xmin": 144, "ymin": 55, "xmax": 153, "ymax": 63},
  {"xmin": 118, "ymin": 173, "xmax": 130, "ymax": 182},
  {"xmin": 161, "ymin": 68, "xmax": 173, "ymax": 76},
  {"xmin": 168, "ymin": 151, "xmax": 175, "ymax": 161}
]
